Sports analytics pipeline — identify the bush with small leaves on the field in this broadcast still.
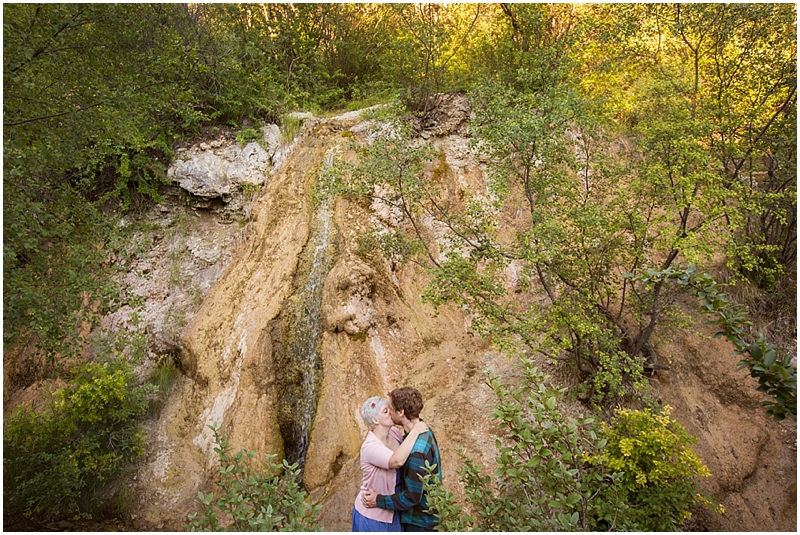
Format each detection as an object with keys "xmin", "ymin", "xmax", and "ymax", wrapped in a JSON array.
[
  {"xmin": 422, "ymin": 356, "xmax": 716, "ymax": 531},
  {"xmin": 186, "ymin": 424, "xmax": 322, "ymax": 532},
  {"xmin": 3, "ymin": 360, "xmax": 152, "ymax": 521},
  {"xmin": 422, "ymin": 357, "xmax": 626, "ymax": 531},
  {"xmin": 236, "ymin": 126, "xmax": 263, "ymax": 146},
  {"xmin": 587, "ymin": 406, "xmax": 716, "ymax": 531}
]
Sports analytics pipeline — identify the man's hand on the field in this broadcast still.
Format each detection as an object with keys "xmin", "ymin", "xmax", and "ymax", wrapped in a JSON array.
[{"xmin": 362, "ymin": 490, "xmax": 378, "ymax": 508}]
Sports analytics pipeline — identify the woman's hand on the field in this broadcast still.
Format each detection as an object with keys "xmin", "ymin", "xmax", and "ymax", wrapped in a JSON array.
[{"xmin": 410, "ymin": 420, "xmax": 429, "ymax": 435}]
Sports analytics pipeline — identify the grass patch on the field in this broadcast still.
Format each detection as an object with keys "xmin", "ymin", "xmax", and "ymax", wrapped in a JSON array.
[
  {"xmin": 358, "ymin": 100, "xmax": 405, "ymax": 122},
  {"xmin": 235, "ymin": 126, "xmax": 263, "ymax": 146},
  {"xmin": 147, "ymin": 356, "xmax": 181, "ymax": 417},
  {"xmin": 280, "ymin": 114, "xmax": 304, "ymax": 143}
]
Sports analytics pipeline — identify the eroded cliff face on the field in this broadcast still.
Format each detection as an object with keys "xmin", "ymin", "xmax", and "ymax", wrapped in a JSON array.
[
  {"xmin": 123, "ymin": 111, "xmax": 515, "ymax": 530},
  {"xmin": 654, "ymin": 329, "xmax": 797, "ymax": 531},
  {"xmin": 9, "ymin": 106, "xmax": 789, "ymax": 531}
]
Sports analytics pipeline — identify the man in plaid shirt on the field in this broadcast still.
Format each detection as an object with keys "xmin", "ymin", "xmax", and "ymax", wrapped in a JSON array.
[{"xmin": 362, "ymin": 387, "xmax": 442, "ymax": 531}]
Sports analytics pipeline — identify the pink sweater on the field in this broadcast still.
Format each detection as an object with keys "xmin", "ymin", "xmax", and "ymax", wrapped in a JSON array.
[{"xmin": 354, "ymin": 427, "xmax": 403, "ymax": 523}]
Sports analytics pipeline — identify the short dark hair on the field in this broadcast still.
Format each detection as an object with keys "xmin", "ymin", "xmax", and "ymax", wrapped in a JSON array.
[{"xmin": 388, "ymin": 387, "xmax": 423, "ymax": 420}]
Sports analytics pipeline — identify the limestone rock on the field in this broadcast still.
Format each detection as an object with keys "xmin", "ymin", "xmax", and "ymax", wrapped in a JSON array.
[
  {"xmin": 220, "ymin": 142, "xmax": 270, "ymax": 187},
  {"xmin": 288, "ymin": 111, "xmax": 315, "ymax": 121},
  {"xmin": 412, "ymin": 92, "xmax": 472, "ymax": 139},
  {"xmin": 168, "ymin": 151, "xmax": 232, "ymax": 198},
  {"xmin": 167, "ymin": 139, "xmax": 274, "ymax": 198},
  {"xmin": 321, "ymin": 257, "xmax": 378, "ymax": 335},
  {"xmin": 186, "ymin": 236, "xmax": 221, "ymax": 264},
  {"xmin": 262, "ymin": 124, "xmax": 281, "ymax": 154}
]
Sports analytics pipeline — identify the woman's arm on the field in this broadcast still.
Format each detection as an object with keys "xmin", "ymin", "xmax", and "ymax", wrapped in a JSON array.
[{"xmin": 387, "ymin": 421, "xmax": 429, "ymax": 469}]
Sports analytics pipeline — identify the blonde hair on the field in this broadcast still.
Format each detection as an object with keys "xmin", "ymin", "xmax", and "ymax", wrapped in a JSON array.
[{"xmin": 360, "ymin": 396, "xmax": 388, "ymax": 429}]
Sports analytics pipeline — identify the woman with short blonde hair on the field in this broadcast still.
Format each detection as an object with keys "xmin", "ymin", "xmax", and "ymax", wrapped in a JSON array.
[{"xmin": 352, "ymin": 396, "xmax": 427, "ymax": 532}]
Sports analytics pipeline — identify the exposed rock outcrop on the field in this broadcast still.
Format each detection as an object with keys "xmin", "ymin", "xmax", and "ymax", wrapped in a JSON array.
[
  {"xmin": 411, "ymin": 92, "xmax": 472, "ymax": 139},
  {"xmin": 167, "ymin": 125, "xmax": 281, "ymax": 199},
  {"xmin": 126, "ymin": 105, "xmax": 795, "ymax": 532},
  {"xmin": 321, "ymin": 257, "xmax": 379, "ymax": 336},
  {"xmin": 121, "ymin": 110, "xmax": 513, "ymax": 531}
]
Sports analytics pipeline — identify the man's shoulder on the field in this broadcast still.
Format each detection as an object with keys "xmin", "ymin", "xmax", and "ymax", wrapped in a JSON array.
[{"xmin": 411, "ymin": 428, "xmax": 439, "ymax": 455}]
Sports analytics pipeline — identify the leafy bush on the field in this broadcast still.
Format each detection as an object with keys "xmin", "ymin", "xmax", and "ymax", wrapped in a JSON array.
[
  {"xmin": 587, "ymin": 406, "xmax": 715, "ymax": 531},
  {"xmin": 3, "ymin": 360, "xmax": 153, "ymax": 521},
  {"xmin": 186, "ymin": 424, "xmax": 322, "ymax": 532},
  {"xmin": 279, "ymin": 114, "xmax": 304, "ymax": 144},
  {"xmin": 422, "ymin": 358, "xmax": 623, "ymax": 531},
  {"xmin": 422, "ymin": 356, "xmax": 714, "ymax": 531},
  {"xmin": 236, "ymin": 127, "xmax": 263, "ymax": 146},
  {"xmin": 3, "ymin": 181, "xmax": 122, "ymax": 362},
  {"xmin": 147, "ymin": 356, "xmax": 182, "ymax": 418}
]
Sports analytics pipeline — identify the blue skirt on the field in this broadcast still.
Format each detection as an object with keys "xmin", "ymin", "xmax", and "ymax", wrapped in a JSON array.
[{"xmin": 352, "ymin": 507, "xmax": 402, "ymax": 532}]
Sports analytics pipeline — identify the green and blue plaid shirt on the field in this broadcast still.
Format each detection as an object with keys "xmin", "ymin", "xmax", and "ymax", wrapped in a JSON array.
[{"xmin": 376, "ymin": 425, "xmax": 442, "ymax": 529}]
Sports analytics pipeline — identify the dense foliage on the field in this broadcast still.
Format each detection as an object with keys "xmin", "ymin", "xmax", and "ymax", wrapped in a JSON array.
[
  {"xmin": 588, "ymin": 406, "xmax": 714, "ymax": 530},
  {"xmin": 328, "ymin": 4, "xmax": 796, "ymax": 409},
  {"xmin": 2, "ymin": 3, "xmax": 402, "ymax": 365},
  {"xmin": 421, "ymin": 358, "xmax": 714, "ymax": 531},
  {"xmin": 186, "ymin": 425, "xmax": 321, "ymax": 532},
  {"xmin": 3, "ymin": 360, "xmax": 153, "ymax": 521},
  {"xmin": 5, "ymin": 2, "xmax": 794, "ymax": 385}
]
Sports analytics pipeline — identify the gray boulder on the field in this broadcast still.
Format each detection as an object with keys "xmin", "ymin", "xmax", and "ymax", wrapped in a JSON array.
[
  {"xmin": 169, "ymin": 151, "xmax": 232, "ymax": 198},
  {"xmin": 262, "ymin": 124, "xmax": 281, "ymax": 155},
  {"xmin": 168, "ymin": 137, "xmax": 275, "ymax": 199}
]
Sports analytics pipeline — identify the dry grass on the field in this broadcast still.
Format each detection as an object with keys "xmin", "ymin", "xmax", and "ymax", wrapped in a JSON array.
[{"xmin": 713, "ymin": 263, "xmax": 797, "ymax": 354}]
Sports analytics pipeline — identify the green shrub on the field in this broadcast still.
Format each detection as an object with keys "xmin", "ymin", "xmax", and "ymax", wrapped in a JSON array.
[
  {"xmin": 3, "ymin": 360, "xmax": 153, "ymax": 521},
  {"xmin": 236, "ymin": 127, "xmax": 263, "ymax": 146},
  {"xmin": 422, "ymin": 356, "xmax": 716, "ymax": 531},
  {"xmin": 147, "ymin": 356, "xmax": 181, "ymax": 418},
  {"xmin": 279, "ymin": 115, "xmax": 303, "ymax": 144},
  {"xmin": 186, "ymin": 424, "xmax": 322, "ymax": 532},
  {"xmin": 587, "ymin": 406, "xmax": 715, "ymax": 530},
  {"xmin": 422, "ymin": 357, "xmax": 624, "ymax": 531}
]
